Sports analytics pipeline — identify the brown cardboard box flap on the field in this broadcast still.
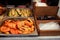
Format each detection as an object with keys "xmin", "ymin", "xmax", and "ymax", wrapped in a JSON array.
[{"xmin": 35, "ymin": 6, "xmax": 59, "ymax": 16}]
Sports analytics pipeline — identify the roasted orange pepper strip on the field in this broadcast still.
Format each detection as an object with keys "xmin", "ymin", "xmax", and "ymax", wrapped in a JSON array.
[
  {"xmin": 10, "ymin": 29, "xmax": 22, "ymax": 34},
  {"xmin": 0, "ymin": 26, "xmax": 10, "ymax": 32},
  {"xmin": 24, "ymin": 20, "xmax": 32, "ymax": 27},
  {"xmin": 5, "ymin": 22, "xmax": 16, "ymax": 29}
]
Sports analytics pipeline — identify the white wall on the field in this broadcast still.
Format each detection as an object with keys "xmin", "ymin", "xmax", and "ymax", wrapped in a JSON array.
[
  {"xmin": 33, "ymin": 0, "xmax": 41, "ymax": 2},
  {"xmin": 57, "ymin": 0, "xmax": 60, "ymax": 17},
  {"xmin": 58, "ymin": 0, "xmax": 60, "ymax": 7}
]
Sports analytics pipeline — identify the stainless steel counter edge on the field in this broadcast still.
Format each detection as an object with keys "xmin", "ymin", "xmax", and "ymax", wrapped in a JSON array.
[
  {"xmin": 0, "ymin": 36, "xmax": 60, "ymax": 38},
  {"xmin": 0, "ymin": 36, "xmax": 60, "ymax": 40}
]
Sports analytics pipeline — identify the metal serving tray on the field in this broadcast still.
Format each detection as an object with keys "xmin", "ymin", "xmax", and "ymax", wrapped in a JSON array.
[{"xmin": 0, "ymin": 17, "xmax": 38, "ymax": 37}]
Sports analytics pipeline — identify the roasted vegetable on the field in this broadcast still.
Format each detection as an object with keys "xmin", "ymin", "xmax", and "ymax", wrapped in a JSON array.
[
  {"xmin": 9, "ymin": 9, "xmax": 19, "ymax": 17},
  {"xmin": 8, "ymin": 8, "xmax": 32, "ymax": 17},
  {"xmin": 0, "ymin": 18, "xmax": 34, "ymax": 34},
  {"xmin": 0, "ymin": 26, "xmax": 10, "ymax": 32}
]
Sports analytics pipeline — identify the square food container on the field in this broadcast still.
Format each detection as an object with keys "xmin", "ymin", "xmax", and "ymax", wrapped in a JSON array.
[
  {"xmin": 6, "ymin": 8, "xmax": 34, "ymax": 18},
  {"xmin": 0, "ymin": 17, "xmax": 38, "ymax": 37}
]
